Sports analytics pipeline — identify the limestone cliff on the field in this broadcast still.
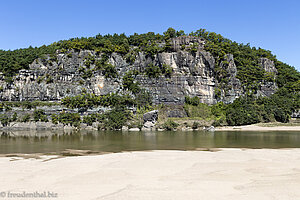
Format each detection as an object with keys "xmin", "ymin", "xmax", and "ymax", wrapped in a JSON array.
[{"xmin": 0, "ymin": 36, "xmax": 278, "ymax": 105}]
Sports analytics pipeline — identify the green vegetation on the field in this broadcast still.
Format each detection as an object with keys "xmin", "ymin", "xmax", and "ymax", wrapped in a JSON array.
[
  {"xmin": 56, "ymin": 112, "xmax": 81, "ymax": 127},
  {"xmin": 161, "ymin": 64, "xmax": 173, "ymax": 78},
  {"xmin": 95, "ymin": 57, "xmax": 118, "ymax": 78},
  {"xmin": 82, "ymin": 114, "xmax": 98, "ymax": 126},
  {"xmin": 145, "ymin": 63, "xmax": 161, "ymax": 78},
  {"xmin": 184, "ymin": 84, "xmax": 299, "ymax": 126},
  {"xmin": 225, "ymin": 82, "xmax": 299, "ymax": 125},
  {"xmin": 0, "ymin": 45, "xmax": 57, "ymax": 79},
  {"xmin": 163, "ymin": 119, "xmax": 179, "ymax": 131},
  {"xmin": 1, "ymin": 27, "xmax": 297, "ymax": 90},
  {"xmin": 135, "ymin": 89, "xmax": 152, "ymax": 109},
  {"xmin": 79, "ymin": 66, "xmax": 93, "ymax": 79},
  {"xmin": 0, "ymin": 115, "xmax": 10, "ymax": 126},
  {"xmin": 192, "ymin": 121, "xmax": 200, "ymax": 130},
  {"xmin": 0, "ymin": 28, "xmax": 299, "ymax": 129},
  {"xmin": 21, "ymin": 114, "xmax": 31, "ymax": 122},
  {"xmin": 185, "ymin": 96, "xmax": 200, "ymax": 106},
  {"xmin": 184, "ymin": 103, "xmax": 212, "ymax": 119},
  {"xmin": 0, "ymin": 27, "xmax": 297, "ymax": 81},
  {"xmin": 51, "ymin": 114, "xmax": 58, "ymax": 124},
  {"xmin": 144, "ymin": 63, "xmax": 173, "ymax": 78},
  {"xmin": 45, "ymin": 74, "xmax": 53, "ymax": 84},
  {"xmin": 102, "ymin": 106, "xmax": 130, "ymax": 130},
  {"xmin": 211, "ymin": 102, "xmax": 226, "ymax": 126},
  {"xmin": 2, "ymin": 101, "xmax": 59, "ymax": 109},
  {"xmin": 184, "ymin": 96, "xmax": 226, "ymax": 126},
  {"xmin": 33, "ymin": 109, "xmax": 48, "ymax": 122},
  {"xmin": 11, "ymin": 112, "xmax": 18, "ymax": 122},
  {"xmin": 122, "ymin": 70, "xmax": 141, "ymax": 94},
  {"xmin": 189, "ymin": 29, "xmax": 300, "ymax": 91},
  {"xmin": 37, "ymin": 76, "xmax": 44, "ymax": 83},
  {"xmin": 0, "ymin": 112, "xmax": 19, "ymax": 126},
  {"xmin": 50, "ymin": 108, "xmax": 131, "ymax": 130},
  {"xmin": 60, "ymin": 90, "xmax": 152, "ymax": 130},
  {"xmin": 61, "ymin": 93, "xmax": 136, "ymax": 109}
]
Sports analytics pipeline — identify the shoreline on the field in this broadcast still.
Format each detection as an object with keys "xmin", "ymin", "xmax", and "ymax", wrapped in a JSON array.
[
  {"xmin": 0, "ymin": 122, "xmax": 299, "ymax": 132},
  {"xmin": 215, "ymin": 123, "xmax": 300, "ymax": 131},
  {"xmin": 1, "ymin": 149, "xmax": 300, "ymax": 200}
]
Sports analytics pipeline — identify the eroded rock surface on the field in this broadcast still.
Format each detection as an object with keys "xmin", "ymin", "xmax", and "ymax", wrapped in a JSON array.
[{"xmin": 0, "ymin": 36, "xmax": 278, "ymax": 105}]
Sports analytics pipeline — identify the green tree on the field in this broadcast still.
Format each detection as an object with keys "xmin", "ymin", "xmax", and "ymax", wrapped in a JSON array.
[
  {"xmin": 145, "ymin": 64, "xmax": 161, "ymax": 78},
  {"xmin": 104, "ymin": 106, "xmax": 130, "ymax": 130},
  {"xmin": 33, "ymin": 109, "xmax": 48, "ymax": 122}
]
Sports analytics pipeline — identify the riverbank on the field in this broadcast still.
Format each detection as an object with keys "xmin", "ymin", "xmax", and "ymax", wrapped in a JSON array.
[
  {"xmin": 1, "ymin": 149, "xmax": 300, "ymax": 200},
  {"xmin": 1, "ymin": 121, "xmax": 299, "ymax": 132},
  {"xmin": 216, "ymin": 123, "xmax": 300, "ymax": 131}
]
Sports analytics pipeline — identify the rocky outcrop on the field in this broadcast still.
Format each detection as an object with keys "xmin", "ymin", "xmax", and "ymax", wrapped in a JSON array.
[
  {"xmin": 257, "ymin": 58, "xmax": 278, "ymax": 97},
  {"xmin": 292, "ymin": 110, "xmax": 300, "ymax": 118},
  {"xmin": 171, "ymin": 36, "xmax": 205, "ymax": 51},
  {"xmin": 142, "ymin": 110, "xmax": 158, "ymax": 131},
  {"xmin": 218, "ymin": 54, "xmax": 243, "ymax": 104},
  {"xmin": 0, "ymin": 36, "xmax": 279, "ymax": 105},
  {"xmin": 143, "ymin": 110, "xmax": 158, "ymax": 123},
  {"xmin": 259, "ymin": 58, "xmax": 278, "ymax": 74}
]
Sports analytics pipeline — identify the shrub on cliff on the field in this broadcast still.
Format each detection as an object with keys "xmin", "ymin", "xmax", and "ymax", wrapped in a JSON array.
[
  {"xmin": 0, "ymin": 115, "xmax": 9, "ymax": 126},
  {"xmin": 33, "ymin": 109, "xmax": 48, "ymax": 122},
  {"xmin": 145, "ymin": 63, "xmax": 161, "ymax": 78},
  {"xmin": 45, "ymin": 74, "xmax": 53, "ymax": 84},
  {"xmin": 11, "ymin": 112, "xmax": 18, "ymax": 122},
  {"xmin": 161, "ymin": 64, "xmax": 173, "ymax": 78},
  {"xmin": 103, "ymin": 106, "xmax": 130, "ymax": 130},
  {"xmin": 184, "ymin": 103, "xmax": 212, "ymax": 119},
  {"xmin": 122, "ymin": 70, "xmax": 141, "ymax": 94},
  {"xmin": 22, "ymin": 101, "xmax": 35, "ymax": 109},
  {"xmin": 0, "ymin": 45, "xmax": 57, "ymax": 79},
  {"xmin": 95, "ymin": 59, "xmax": 118, "ymax": 78},
  {"xmin": 62, "ymin": 93, "xmax": 136, "ymax": 109},
  {"xmin": 58, "ymin": 112, "xmax": 81, "ymax": 127},
  {"xmin": 82, "ymin": 114, "xmax": 98, "ymax": 126},
  {"xmin": 51, "ymin": 114, "xmax": 58, "ymax": 124},
  {"xmin": 21, "ymin": 114, "xmax": 31, "ymax": 122},
  {"xmin": 163, "ymin": 119, "xmax": 179, "ymax": 131},
  {"xmin": 185, "ymin": 96, "xmax": 200, "ymax": 106}
]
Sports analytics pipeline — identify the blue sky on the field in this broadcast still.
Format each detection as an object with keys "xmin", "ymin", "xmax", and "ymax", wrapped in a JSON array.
[{"xmin": 0, "ymin": 0, "xmax": 299, "ymax": 71}]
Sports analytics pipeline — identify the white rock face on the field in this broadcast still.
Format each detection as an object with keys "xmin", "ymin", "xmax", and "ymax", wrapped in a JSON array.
[{"xmin": 0, "ymin": 36, "xmax": 278, "ymax": 104}]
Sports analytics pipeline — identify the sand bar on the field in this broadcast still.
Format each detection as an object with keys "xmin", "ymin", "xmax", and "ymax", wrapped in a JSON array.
[
  {"xmin": 1, "ymin": 149, "xmax": 300, "ymax": 200},
  {"xmin": 216, "ymin": 124, "xmax": 300, "ymax": 131}
]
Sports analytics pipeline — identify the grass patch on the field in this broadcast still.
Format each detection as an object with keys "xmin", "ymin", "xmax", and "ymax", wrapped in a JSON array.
[{"xmin": 183, "ymin": 103, "xmax": 212, "ymax": 119}]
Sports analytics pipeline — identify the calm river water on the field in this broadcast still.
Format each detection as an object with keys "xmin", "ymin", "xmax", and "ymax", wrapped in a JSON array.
[{"xmin": 0, "ymin": 130, "xmax": 300, "ymax": 154}]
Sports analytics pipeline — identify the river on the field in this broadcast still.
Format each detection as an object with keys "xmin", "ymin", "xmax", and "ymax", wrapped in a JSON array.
[{"xmin": 1, "ymin": 130, "xmax": 300, "ymax": 154}]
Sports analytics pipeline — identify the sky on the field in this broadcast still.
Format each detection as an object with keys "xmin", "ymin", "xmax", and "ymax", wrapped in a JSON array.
[{"xmin": 0, "ymin": 0, "xmax": 299, "ymax": 71}]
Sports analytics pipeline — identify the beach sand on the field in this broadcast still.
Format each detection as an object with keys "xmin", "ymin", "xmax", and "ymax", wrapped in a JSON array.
[
  {"xmin": 1, "ymin": 149, "xmax": 300, "ymax": 200},
  {"xmin": 216, "ymin": 124, "xmax": 300, "ymax": 131}
]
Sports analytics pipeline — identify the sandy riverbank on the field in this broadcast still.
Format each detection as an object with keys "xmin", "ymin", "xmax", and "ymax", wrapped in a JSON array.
[
  {"xmin": 216, "ymin": 124, "xmax": 300, "ymax": 131},
  {"xmin": 1, "ymin": 149, "xmax": 300, "ymax": 200}
]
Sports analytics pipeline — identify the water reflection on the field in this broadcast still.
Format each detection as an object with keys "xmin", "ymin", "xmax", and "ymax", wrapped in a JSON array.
[{"xmin": 0, "ymin": 130, "xmax": 300, "ymax": 154}]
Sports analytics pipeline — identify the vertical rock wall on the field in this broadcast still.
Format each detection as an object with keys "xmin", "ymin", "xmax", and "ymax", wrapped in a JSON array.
[{"xmin": 0, "ymin": 36, "xmax": 278, "ymax": 105}]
